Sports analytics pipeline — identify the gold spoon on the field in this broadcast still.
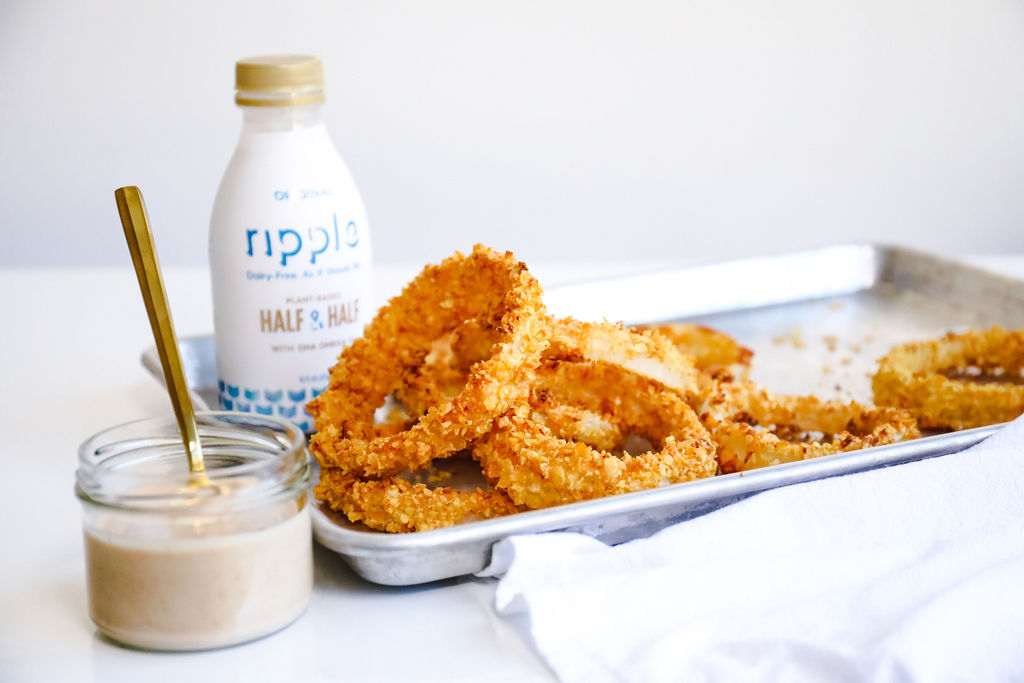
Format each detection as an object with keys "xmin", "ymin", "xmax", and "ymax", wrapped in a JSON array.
[{"xmin": 115, "ymin": 186, "xmax": 208, "ymax": 481}]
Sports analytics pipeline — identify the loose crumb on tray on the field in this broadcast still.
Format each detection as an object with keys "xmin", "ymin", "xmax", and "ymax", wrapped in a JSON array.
[{"xmin": 773, "ymin": 325, "xmax": 807, "ymax": 349}]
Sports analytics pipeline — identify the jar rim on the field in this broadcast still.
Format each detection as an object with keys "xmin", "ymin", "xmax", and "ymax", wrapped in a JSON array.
[{"xmin": 77, "ymin": 412, "xmax": 309, "ymax": 512}]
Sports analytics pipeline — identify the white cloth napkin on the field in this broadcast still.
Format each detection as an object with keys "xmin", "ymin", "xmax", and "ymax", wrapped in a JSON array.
[{"xmin": 478, "ymin": 418, "xmax": 1024, "ymax": 682}]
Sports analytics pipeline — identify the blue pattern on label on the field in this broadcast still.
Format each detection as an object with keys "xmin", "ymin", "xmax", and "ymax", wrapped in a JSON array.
[{"xmin": 219, "ymin": 379, "xmax": 314, "ymax": 432}]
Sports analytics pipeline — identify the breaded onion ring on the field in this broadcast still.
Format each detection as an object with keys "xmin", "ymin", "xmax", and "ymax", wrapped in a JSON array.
[
  {"xmin": 703, "ymin": 381, "xmax": 920, "ymax": 473},
  {"xmin": 529, "ymin": 402, "xmax": 625, "ymax": 452},
  {"xmin": 872, "ymin": 326, "xmax": 1024, "ymax": 430},
  {"xmin": 547, "ymin": 318, "xmax": 706, "ymax": 400},
  {"xmin": 317, "ymin": 469, "xmax": 519, "ymax": 533},
  {"xmin": 475, "ymin": 360, "xmax": 718, "ymax": 509},
  {"xmin": 634, "ymin": 322, "xmax": 753, "ymax": 378},
  {"xmin": 395, "ymin": 316, "xmax": 707, "ymax": 417},
  {"xmin": 393, "ymin": 334, "xmax": 468, "ymax": 417},
  {"xmin": 393, "ymin": 318, "xmax": 498, "ymax": 417},
  {"xmin": 450, "ymin": 318, "xmax": 498, "ymax": 371},
  {"xmin": 308, "ymin": 245, "xmax": 548, "ymax": 477}
]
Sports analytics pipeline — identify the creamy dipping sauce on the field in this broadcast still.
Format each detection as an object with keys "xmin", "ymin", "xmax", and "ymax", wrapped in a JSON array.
[{"xmin": 85, "ymin": 507, "xmax": 312, "ymax": 651}]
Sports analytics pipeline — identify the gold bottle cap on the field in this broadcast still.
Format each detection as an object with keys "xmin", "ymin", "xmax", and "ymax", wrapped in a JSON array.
[{"xmin": 235, "ymin": 55, "xmax": 325, "ymax": 107}]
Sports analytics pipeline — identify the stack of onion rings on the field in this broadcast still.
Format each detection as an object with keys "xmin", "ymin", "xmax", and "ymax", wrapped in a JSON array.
[
  {"xmin": 873, "ymin": 326, "xmax": 1024, "ymax": 430},
  {"xmin": 310, "ymin": 245, "xmax": 941, "ymax": 533}
]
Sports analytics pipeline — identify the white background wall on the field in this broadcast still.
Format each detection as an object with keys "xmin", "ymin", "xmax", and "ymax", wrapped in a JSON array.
[{"xmin": 2, "ymin": 0, "xmax": 1023, "ymax": 268}]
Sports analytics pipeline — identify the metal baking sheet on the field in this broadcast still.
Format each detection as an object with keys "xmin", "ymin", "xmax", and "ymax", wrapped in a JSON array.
[{"xmin": 143, "ymin": 244, "xmax": 1024, "ymax": 585}]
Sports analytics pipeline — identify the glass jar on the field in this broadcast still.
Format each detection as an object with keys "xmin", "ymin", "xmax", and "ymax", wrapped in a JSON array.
[{"xmin": 76, "ymin": 412, "xmax": 313, "ymax": 651}]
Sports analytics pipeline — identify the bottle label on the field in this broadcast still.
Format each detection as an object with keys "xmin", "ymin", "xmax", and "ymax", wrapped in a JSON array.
[
  {"xmin": 211, "ymin": 148, "xmax": 373, "ymax": 433},
  {"xmin": 245, "ymin": 212, "xmax": 359, "ymax": 267},
  {"xmin": 217, "ymin": 381, "xmax": 325, "ymax": 431}
]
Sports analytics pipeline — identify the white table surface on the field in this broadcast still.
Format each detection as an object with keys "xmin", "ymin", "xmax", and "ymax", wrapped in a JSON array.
[{"xmin": 2, "ymin": 253, "xmax": 1021, "ymax": 683}]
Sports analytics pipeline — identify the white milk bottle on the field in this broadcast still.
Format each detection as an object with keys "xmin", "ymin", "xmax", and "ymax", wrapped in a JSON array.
[{"xmin": 210, "ymin": 55, "xmax": 372, "ymax": 431}]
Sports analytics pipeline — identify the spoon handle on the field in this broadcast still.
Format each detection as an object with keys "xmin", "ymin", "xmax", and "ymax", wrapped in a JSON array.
[{"xmin": 115, "ymin": 186, "xmax": 206, "ymax": 473}]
